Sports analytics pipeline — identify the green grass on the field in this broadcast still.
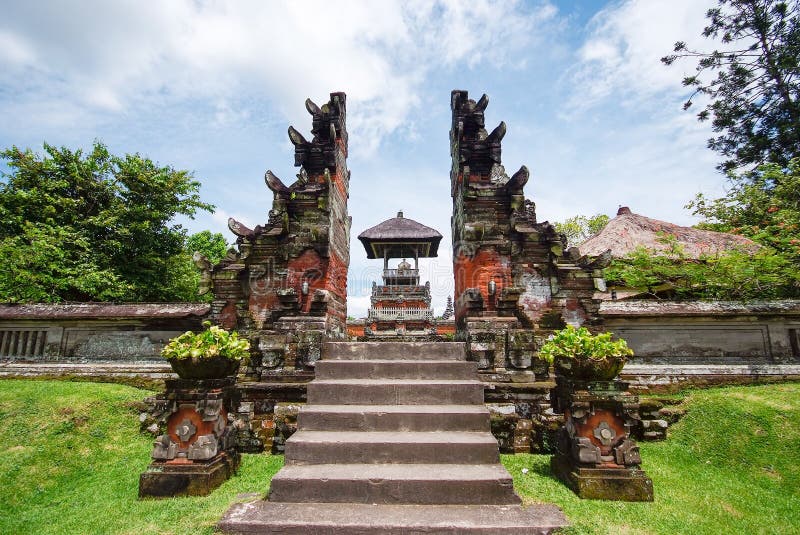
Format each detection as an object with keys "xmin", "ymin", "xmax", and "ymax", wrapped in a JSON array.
[
  {"xmin": 0, "ymin": 380, "xmax": 283, "ymax": 535},
  {"xmin": 504, "ymin": 382, "xmax": 800, "ymax": 534},
  {"xmin": 0, "ymin": 379, "xmax": 798, "ymax": 534}
]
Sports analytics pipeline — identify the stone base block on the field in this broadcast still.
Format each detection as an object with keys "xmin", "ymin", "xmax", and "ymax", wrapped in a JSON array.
[
  {"xmin": 139, "ymin": 451, "xmax": 240, "ymax": 498},
  {"xmin": 550, "ymin": 454, "xmax": 653, "ymax": 502}
]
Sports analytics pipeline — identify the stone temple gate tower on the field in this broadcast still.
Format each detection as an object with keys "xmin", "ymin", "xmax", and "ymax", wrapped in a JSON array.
[
  {"xmin": 204, "ymin": 92, "xmax": 351, "ymax": 378},
  {"xmin": 450, "ymin": 90, "xmax": 605, "ymax": 375}
]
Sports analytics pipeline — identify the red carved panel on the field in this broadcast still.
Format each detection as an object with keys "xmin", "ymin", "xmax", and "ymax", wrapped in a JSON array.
[
  {"xmin": 454, "ymin": 247, "xmax": 513, "ymax": 312},
  {"xmin": 166, "ymin": 404, "xmax": 227, "ymax": 464},
  {"xmin": 218, "ymin": 301, "xmax": 238, "ymax": 330},
  {"xmin": 566, "ymin": 407, "xmax": 627, "ymax": 465}
]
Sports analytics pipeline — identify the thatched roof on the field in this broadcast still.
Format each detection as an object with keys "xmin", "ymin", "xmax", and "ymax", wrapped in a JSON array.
[
  {"xmin": 358, "ymin": 211, "xmax": 442, "ymax": 259},
  {"xmin": 578, "ymin": 207, "xmax": 758, "ymax": 259}
]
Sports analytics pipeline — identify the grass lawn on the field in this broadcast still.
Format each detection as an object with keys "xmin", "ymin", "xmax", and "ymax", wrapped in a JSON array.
[
  {"xmin": 504, "ymin": 382, "xmax": 800, "ymax": 534},
  {"xmin": 0, "ymin": 379, "xmax": 798, "ymax": 534}
]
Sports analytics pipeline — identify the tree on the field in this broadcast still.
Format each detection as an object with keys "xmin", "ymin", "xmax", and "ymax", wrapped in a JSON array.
[
  {"xmin": 552, "ymin": 214, "xmax": 609, "ymax": 248},
  {"xmin": 604, "ymin": 234, "xmax": 800, "ymax": 300},
  {"xmin": 688, "ymin": 158, "xmax": 800, "ymax": 262},
  {"xmin": 187, "ymin": 230, "xmax": 229, "ymax": 265},
  {"xmin": 0, "ymin": 142, "xmax": 214, "ymax": 302},
  {"xmin": 662, "ymin": 0, "xmax": 800, "ymax": 172}
]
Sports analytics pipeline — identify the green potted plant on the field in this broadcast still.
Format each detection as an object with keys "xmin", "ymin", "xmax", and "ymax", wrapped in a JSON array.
[
  {"xmin": 538, "ymin": 325, "xmax": 633, "ymax": 381},
  {"xmin": 161, "ymin": 321, "xmax": 250, "ymax": 380}
]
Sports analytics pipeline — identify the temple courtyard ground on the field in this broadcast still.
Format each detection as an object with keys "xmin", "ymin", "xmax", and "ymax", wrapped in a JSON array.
[{"xmin": 0, "ymin": 379, "xmax": 797, "ymax": 534}]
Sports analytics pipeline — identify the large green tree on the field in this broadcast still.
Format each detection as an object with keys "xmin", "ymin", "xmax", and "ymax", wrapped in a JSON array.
[
  {"xmin": 0, "ymin": 142, "xmax": 214, "ymax": 302},
  {"xmin": 662, "ymin": 0, "xmax": 800, "ymax": 172}
]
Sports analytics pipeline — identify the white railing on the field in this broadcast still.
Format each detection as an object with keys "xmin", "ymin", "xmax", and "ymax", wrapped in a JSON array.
[
  {"xmin": 368, "ymin": 307, "xmax": 433, "ymax": 321},
  {"xmin": 383, "ymin": 269, "xmax": 419, "ymax": 279}
]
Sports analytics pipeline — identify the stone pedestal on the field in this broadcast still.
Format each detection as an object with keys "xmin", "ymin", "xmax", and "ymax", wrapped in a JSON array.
[
  {"xmin": 139, "ymin": 378, "xmax": 240, "ymax": 498},
  {"xmin": 550, "ymin": 377, "xmax": 653, "ymax": 501}
]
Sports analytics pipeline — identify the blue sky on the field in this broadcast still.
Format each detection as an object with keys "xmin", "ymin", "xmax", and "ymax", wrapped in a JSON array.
[{"xmin": 0, "ymin": 0, "xmax": 725, "ymax": 316}]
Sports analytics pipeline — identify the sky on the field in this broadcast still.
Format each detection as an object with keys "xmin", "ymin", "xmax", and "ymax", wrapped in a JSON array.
[{"xmin": 0, "ymin": 0, "xmax": 727, "ymax": 317}]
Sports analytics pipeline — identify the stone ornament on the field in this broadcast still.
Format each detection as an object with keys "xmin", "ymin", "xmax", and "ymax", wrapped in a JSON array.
[
  {"xmin": 550, "ymin": 378, "xmax": 653, "ymax": 501},
  {"xmin": 139, "ymin": 378, "xmax": 241, "ymax": 498}
]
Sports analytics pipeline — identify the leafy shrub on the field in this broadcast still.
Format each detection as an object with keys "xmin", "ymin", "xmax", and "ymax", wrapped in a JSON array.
[
  {"xmin": 161, "ymin": 321, "xmax": 250, "ymax": 361},
  {"xmin": 538, "ymin": 325, "xmax": 633, "ymax": 364},
  {"xmin": 603, "ymin": 233, "xmax": 800, "ymax": 300}
]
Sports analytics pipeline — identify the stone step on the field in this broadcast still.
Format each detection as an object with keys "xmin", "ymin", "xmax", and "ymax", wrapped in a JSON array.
[
  {"xmin": 307, "ymin": 379, "xmax": 484, "ymax": 405},
  {"xmin": 297, "ymin": 404, "xmax": 490, "ymax": 432},
  {"xmin": 219, "ymin": 502, "xmax": 568, "ymax": 534},
  {"xmin": 323, "ymin": 341, "xmax": 466, "ymax": 361},
  {"xmin": 315, "ymin": 359, "xmax": 478, "ymax": 380},
  {"xmin": 285, "ymin": 431, "xmax": 500, "ymax": 465},
  {"xmin": 268, "ymin": 464, "xmax": 521, "ymax": 505}
]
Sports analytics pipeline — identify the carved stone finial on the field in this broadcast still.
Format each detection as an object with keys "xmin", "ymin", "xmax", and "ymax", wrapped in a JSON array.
[
  {"xmin": 450, "ymin": 90, "xmax": 502, "ymax": 175},
  {"xmin": 264, "ymin": 170, "xmax": 289, "ymax": 194},
  {"xmin": 292, "ymin": 93, "xmax": 348, "ymax": 172},
  {"xmin": 288, "ymin": 126, "xmax": 308, "ymax": 146},
  {"xmin": 487, "ymin": 121, "xmax": 506, "ymax": 143},
  {"xmin": 475, "ymin": 93, "xmax": 489, "ymax": 111},
  {"xmin": 305, "ymin": 98, "xmax": 321, "ymax": 115},
  {"xmin": 507, "ymin": 165, "xmax": 529, "ymax": 190},
  {"xmin": 192, "ymin": 251, "xmax": 213, "ymax": 295},
  {"xmin": 228, "ymin": 217, "xmax": 255, "ymax": 239}
]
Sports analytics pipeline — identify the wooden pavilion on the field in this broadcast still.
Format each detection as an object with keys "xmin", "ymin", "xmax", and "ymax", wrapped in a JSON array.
[{"xmin": 357, "ymin": 211, "xmax": 442, "ymax": 336}]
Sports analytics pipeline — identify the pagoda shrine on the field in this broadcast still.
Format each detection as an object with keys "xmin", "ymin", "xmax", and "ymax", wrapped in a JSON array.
[{"xmin": 358, "ymin": 211, "xmax": 442, "ymax": 337}]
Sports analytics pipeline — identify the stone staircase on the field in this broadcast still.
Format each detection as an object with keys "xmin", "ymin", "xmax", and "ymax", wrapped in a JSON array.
[{"xmin": 219, "ymin": 341, "xmax": 567, "ymax": 534}]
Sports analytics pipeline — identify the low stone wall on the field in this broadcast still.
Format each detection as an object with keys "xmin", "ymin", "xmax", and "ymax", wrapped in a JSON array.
[
  {"xmin": 602, "ymin": 300, "xmax": 800, "ymax": 364},
  {"xmin": 4, "ymin": 300, "xmax": 800, "ymax": 454},
  {"xmin": 0, "ymin": 303, "xmax": 209, "ymax": 362},
  {"xmin": 603, "ymin": 300, "xmax": 800, "ymax": 393}
]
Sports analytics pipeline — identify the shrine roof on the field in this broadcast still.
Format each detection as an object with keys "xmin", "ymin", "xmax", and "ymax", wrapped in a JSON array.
[
  {"xmin": 578, "ymin": 206, "xmax": 758, "ymax": 259},
  {"xmin": 358, "ymin": 211, "xmax": 442, "ymax": 259}
]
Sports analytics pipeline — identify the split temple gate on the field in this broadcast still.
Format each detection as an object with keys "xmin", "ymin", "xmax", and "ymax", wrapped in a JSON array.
[
  {"xmin": 197, "ymin": 90, "xmax": 610, "ymax": 454},
  {"xmin": 205, "ymin": 92, "xmax": 351, "ymax": 383}
]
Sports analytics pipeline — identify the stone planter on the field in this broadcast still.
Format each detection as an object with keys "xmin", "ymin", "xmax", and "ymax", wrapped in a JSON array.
[
  {"xmin": 549, "ymin": 377, "xmax": 653, "ymax": 501},
  {"xmin": 139, "ymin": 377, "xmax": 240, "ymax": 498},
  {"xmin": 553, "ymin": 353, "xmax": 626, "ymax": 381},
  {"xmin": 168, "ymin": 356, "xmax": 240, "ymax": 380}
]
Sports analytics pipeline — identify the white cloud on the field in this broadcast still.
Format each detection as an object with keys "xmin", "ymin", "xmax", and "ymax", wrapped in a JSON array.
[
  {"xmin": 526, "ymin": 0, "xmax": 728, "ymax": 228},
  {"xmin": 0, "ymin": 30, "xmax": 35, "ymax": 65},
  {"xmin": 567, "ymin": 0, "xmax": 714, "ymax": 108},
  {"xmin": 346, "ymin": 295, "xmax": 372, "ymax": 318},
  {"xmin": 0, "ymin": 0, "xmax": 557, "ymax": 155}
]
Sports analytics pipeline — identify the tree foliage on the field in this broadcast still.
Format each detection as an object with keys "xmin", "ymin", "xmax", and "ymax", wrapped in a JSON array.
[
  {"xmin": 187, "ymin": 230, "xmax": 229, "ymax": 265},
  {"xmin": 688, "ymin": 158, "xmax": 800, "ymax": 262},
  {"xmin": 553, "ymin": 213, "xmax": 609, "ymax": 248},
  {"xmin": 662, "ymin": 0, "xmax": 800, "ymax": 172},
  {"xmin": 0, "ymin": 142, "xmax": 214, "ymax": 302},
  {"xmin": 604, "ymin": 234, "xmax": 800, "ymax": 300}
]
